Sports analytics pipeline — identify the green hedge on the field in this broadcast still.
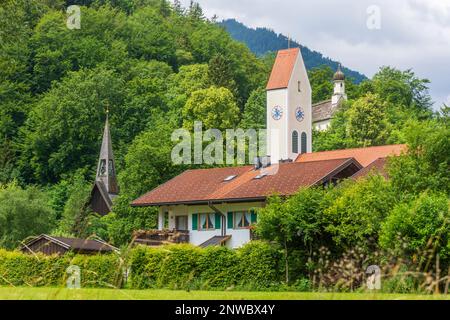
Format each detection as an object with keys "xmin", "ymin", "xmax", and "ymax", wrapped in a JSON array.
[
  {"xmin": 0, "ymin": 241, "xmax": 282, "ymax": 290},
  {"xmin": 0, "ymin": 249, "xmax": 122, "ymax": 288},
  {"xmin": 129, "ymin": 241, "xmax": 283, "ymax": 290}
]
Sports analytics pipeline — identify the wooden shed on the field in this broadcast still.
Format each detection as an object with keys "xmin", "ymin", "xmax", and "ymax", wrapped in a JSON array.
[{"xmin": 21, "ymin": 234, "xmax": 118, "ymax": 255}]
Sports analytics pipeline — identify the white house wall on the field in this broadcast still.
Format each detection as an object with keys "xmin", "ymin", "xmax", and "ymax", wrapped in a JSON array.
[{"xmin": 159, "ymin": 202, "xmax": 264, "ymax": 249}]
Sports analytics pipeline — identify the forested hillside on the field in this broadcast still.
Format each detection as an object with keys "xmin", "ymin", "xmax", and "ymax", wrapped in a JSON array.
[
  {"xmin": 220, "ymin": 19, "xmax": 366, "ymax": 83},
  {"xmin": 0, "ymin": 0, "xmax": 448, "ymax": 254}
]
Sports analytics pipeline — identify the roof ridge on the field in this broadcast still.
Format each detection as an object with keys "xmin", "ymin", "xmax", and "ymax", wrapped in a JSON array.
[{"xmin": 312, "ymin": 99, "xmax": 332, "ymax": 107}]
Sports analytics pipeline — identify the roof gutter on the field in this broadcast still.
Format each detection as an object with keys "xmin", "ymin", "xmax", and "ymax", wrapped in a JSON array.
[{"xmin": 131, "ymin": 196, "xmax": 267, "ymax": 207}]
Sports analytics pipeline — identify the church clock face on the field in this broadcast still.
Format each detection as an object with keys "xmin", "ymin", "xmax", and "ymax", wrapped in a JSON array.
[
  {"xmin": 271, "ymin": 106, "xmax": 283, "ymax": 120},
  {"xmin": 295, "ymin": 107, "xmax": 305, "ymax": 122}
]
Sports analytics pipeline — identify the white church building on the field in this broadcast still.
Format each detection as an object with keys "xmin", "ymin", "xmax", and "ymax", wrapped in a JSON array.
[
  {"xmin": 132, "ymin": 48, "xmax": 405, "ymax": 249},
  {"xmin": 312, "ymin": 64, "xmax": 348, "ymax": 131}
]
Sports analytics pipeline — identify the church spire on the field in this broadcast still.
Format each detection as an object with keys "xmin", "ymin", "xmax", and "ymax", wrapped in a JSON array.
[
  {"xmin": 332, "ymin": 63, "xmax": 347, "ymax": 106},
  {"xmin": 96, "ymin": 111, "xmax": 119, "ymax": 195}
]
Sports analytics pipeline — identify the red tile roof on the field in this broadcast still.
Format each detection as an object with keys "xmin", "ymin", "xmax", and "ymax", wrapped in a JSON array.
[
  {"xmin": 132, "ymin": 158, "xmax": 361, "ymax": 206},
  {"xmin": 296, "ymin": 144, "xmax": 406, "ymax": 167},
  {"xmin": 266, "ymin": 48, "xmax": 300, "ymax": 90},
  {"xmin": 352, "ymin": 157, "xmax": 389, "ymax": 179}
]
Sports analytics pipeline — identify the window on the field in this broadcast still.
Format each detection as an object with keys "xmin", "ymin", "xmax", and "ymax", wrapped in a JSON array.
[
  {"xmin": 298, "ymin": 81, "xmax": 301, "ymax": 92},
  {"xmin": 108, "ymin": 159, "xmax": 115, "ymax": 176},
  {"xmin": 254, "ymin": 173, "xmax": 267, "ymax": 180},
  {"xmin": 234, "ymin": 211, "xmax": 252, "ymax": 229},
  {"xmin": 98, "ymin": 159, "xmax": 106, "ymax": 176},
  {"xmin": 199, "ymin": 213, "xmax": 215, "ymax": 230},
  {"xmin": 292, "ymin": 131, "xmax": 299, "ymax": 153},
  {"xmin": 163, "ymin": 212, "xmax": 169, "ymax": 229},
  {"xmin": 301, "ymin": 132, "xmax": 307, "ymax": 154},
  {"xmin": 224, "ymin": 175, "xmax": 237, "ymax": 182}
]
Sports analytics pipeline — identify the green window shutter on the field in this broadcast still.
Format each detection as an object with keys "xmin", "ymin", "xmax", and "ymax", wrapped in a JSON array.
[
  {"xmin": 215, "ymin": 213, "xmax": 221, "ymax": 229},
  {"xmin": 192, "ymin": 213, "xmax": 198, "ymax": 230},
  {"xmin": 227, "ymin": 212, "xmax": 233, "ymax": 229},
  {"xmin": 250, "ymin": 210, "xmax": 257, "ymax": 224}
]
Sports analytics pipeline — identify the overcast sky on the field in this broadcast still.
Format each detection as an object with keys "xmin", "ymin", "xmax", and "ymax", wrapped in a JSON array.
[{"xmin": 180, "ymin": 0, "xmax": 450, "ymax": 109}]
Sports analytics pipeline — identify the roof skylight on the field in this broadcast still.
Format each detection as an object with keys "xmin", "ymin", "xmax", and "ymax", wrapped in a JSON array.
[
  {"xmin": 254, "ymin": 173, "xmax": 268, "ymax": 180},
  {"xmin": 223, "ymin": 175, "xmax": 237, "ymax": 182}
]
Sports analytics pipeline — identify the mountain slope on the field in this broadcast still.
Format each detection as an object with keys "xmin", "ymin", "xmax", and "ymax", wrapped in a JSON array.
[{"xmin": 220, "ymin": 19, "xmax": 366, "ymax": 83}]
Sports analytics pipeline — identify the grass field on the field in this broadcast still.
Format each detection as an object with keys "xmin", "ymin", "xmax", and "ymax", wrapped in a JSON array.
[{"xmin": 0, "ymin": 287, "xmax": 449, "ymax": 300}]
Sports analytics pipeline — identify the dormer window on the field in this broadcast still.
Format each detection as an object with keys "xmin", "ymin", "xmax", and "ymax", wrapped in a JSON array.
[{"xmin": 224, "ymin": 175, "xmax": 237, "ymax": 182}]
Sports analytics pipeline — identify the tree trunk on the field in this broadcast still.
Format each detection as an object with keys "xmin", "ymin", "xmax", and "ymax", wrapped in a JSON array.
[{"xmin": 284, "ymin": 238, "xmax": 289, "ymax": 285}]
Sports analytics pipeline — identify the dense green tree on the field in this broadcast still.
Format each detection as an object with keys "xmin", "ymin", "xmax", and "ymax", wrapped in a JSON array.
[
  {"xmin": 19, "ymin": 67, "xmax": 125, "ymax": 184},
  {"xmin": 208, "ymin": 54, "xmax": 238, "ymax": 98},
  {"xmin": 379, "ymin": 192, "xmax": 450, "ymax": 265},
  {"xmin": 388, "ymin": 119, "xmax": 450, "ymax": 196},
  {"xmin": 257, "ymin": 187, "xmax": 335, "ymax": 283},
  {"xmin": 324, "ymin": 175, "xmax": 397, "ymax": 251},
  {"xmin": 119, "ymin": 115, "xmax": 184, "ymax": 199},
  {"xmin": 166, "ymin": 63, "xmax": 210, "ymax": 115},
  {"xmin": 54, "ymin": 174, "xmax": 91, "ymax": 236},
  {"xmin": 346, "ymin": 93, "xmax": 388, "ymax": 147},
  {"xmin": 308, "ymin": 66, "xmax": 334, "ymax": 104},
  {"xmin": 31, "ymin": 6, "xmax": 128, "ymax": 93},
  {"xmin": 0, "ymin": 182, "xmax": 55, "ymax": 249},
  {"xmin": 240, "ymin": 87, "xmax": 266, "ymax": 130},
  {"xmin": 125, "ymin": 6, "xmax": 177, "ymax": 66},
  {"xmin": 183, "ymin": 87, "xmax": 240, "ymax": 131}
]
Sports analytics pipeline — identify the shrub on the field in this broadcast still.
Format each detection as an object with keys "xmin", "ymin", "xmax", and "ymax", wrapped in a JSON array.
[
  {"xmin": 129, "ymin": 241, "xmax": 283, "ymax": 290},
  {"xmin": 235, "ymin": 241, "xmax": 283, "ymax": 289},
  {"xmin": 0, "ymin": 249, "xmax": 121, "ymax": 288},
  {"xmin": 156, "ymin": 244, "xmax": 202, "ymax": 289},
  {"xmin": 197, "ymin": 246, "xmax": 238, "ymax": 289}
]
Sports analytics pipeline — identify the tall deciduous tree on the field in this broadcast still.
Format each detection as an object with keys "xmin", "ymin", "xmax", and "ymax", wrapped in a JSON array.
[
  {"xmin": 346, "ymin": 93, "xmax": 388, "ymax": 147},
  {"xmin": 19, "ymin": 67, "xmax": 125, "ymax": 184},
  {"xmin": 183, "ymin": 87, "xmax": 240, "ymax": 131},
  {"xmin": 240, "ymin": 87, "xmax": 266, "ymax": 130},
  {"xmin": 0, "ymin": 182, "xmax": 55, "ymax": 249}
]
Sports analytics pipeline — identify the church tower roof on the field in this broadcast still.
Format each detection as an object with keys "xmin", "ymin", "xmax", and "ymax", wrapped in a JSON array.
[
  {"xmin": 266, "ymin": 48, "xmax": 300, "ymax": 90},
  {"xmin": 333, "ymin": 64, "xmax": 345, "ymax": 81},
  {"xmin": 96, "ymin": 112, "xmax": 119, "ymax": 196}
]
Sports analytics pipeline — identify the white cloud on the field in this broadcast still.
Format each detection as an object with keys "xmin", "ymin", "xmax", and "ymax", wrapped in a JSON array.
[{"xmin": 178, "ymin": 0, "xmax": 450, "ymax": 109}]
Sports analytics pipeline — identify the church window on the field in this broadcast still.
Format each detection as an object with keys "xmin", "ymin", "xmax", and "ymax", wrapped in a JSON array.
[
  {"xmin": 301, "ymin": 132, "xmax": 307, "ymax": 154},
  {"xmin": 292, "ymin": 131, "xmax": 299, "ymax": 153},
  {"xmin": 298, "ymin": 81, "xmax": 301, "ymax": 92},
  {"xmin": 98, "ymin": 159, "xmax": 106, "ymax": 176},
  {"xmin": 108, "ymin": 159, "xmax": 115, "ymax": 176}
]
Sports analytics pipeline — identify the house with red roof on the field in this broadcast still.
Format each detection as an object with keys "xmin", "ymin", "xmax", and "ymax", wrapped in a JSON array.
[{"xmin": 132, "ymin": 48, "xmax": 406, "ymax": 249}]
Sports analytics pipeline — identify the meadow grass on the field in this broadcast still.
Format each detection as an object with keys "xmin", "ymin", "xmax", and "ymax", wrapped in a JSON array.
[{"xmin": 0, "ymin": 287, "xmax": 449, "ymax": 300}]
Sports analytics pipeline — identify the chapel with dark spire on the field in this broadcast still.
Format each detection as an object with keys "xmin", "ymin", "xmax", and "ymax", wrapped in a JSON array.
[{"xmin": 88, "ymin": 111, "xmax": 119, "ymax": 215}]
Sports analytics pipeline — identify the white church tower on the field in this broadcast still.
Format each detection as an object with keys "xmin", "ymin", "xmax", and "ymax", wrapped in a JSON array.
[
  {"xmin": 266, "ymin": 48, "xmax": 312, "ymax": 162},
  {"xmin": 332, "ymin": 63, "xmax": 347, "ymax": 106}
]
